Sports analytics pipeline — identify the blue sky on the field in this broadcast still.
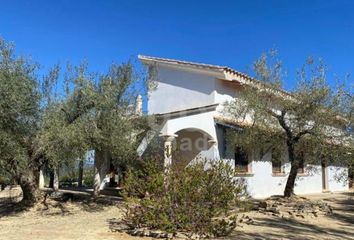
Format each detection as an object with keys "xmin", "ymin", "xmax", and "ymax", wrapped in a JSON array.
[{"xmin": 1, "ymin": 0, "xmax": 354, "ymax": 90}]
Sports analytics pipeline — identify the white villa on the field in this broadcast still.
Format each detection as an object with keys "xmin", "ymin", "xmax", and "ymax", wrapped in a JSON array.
[{"xmin": 138, "ymin": 55, "xmax": 349, "ymax": 199}]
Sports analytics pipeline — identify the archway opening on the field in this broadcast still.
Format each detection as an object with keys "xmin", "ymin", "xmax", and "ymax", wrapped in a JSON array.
[{"xmin": 172, "ymin": 128, "xmax": 215, "ymax": 169}]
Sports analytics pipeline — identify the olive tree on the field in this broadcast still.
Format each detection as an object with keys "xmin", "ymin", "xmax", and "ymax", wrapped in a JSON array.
[
  {"xmin": 39, "ymin": 60, "xmax": 153, "ymax": 196},
  {"xmin": 0, "ymin": 38, "xmax": 45, "ymax": 204},
  {"xmin": 224, "ymin": 52, "xmax": 354, "ymax": 197},
  {"xmin": 0, "ymin": 37, "xmax": 153, "ymax": 204}
]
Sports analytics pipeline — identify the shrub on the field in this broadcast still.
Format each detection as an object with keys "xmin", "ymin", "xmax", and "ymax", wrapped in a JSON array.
[
  {"xmin": 0, "ymin": 173, "xmax": 12, "ymax": 190},
  {"xmin": 59, "ymin": 175, "xmax": 76, "ymax": 187},
  {"xmin": 123, "ymin": 159, "xmax": 248, "ymax": 237},
  {"xmin": 83, "ymin": 168, "xmax": 94, "ymax": 187}
]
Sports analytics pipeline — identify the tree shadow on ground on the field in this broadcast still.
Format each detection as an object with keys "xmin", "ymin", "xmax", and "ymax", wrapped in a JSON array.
[
  {"xmin": 226, "ymin": 216, "xmax": 353, "ymax": 240},
  {"xmin": 0, "ymin": 189, "xmax": 123, "ymax": 218},
  {"xmin": 321, "ymin": 192, "xmax": 354, "ymax": 226},
  {"xmin": 0, "ymin": 202, "xmax": 24, "ymax": 218},
  {"xmin": 0, "ymin": 186, "xmax": 25, "ymax": 217},
  {"xmin": 223, "ymin": 192, "xmax": 354, "ymax": 240}
]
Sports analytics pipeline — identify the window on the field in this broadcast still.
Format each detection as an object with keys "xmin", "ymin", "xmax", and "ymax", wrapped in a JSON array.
[
  {"xmin": 235, "ymin": 147, "xmax": 248, "ymax": 172},
  {"xmin": 271, "ymin": 148, "xmax": 282, "ymax": 174}
]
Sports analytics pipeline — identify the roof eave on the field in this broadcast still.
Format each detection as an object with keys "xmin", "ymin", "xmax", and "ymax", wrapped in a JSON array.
[{"xmin": 139, "ymin": 54, "xmax": 225, "ymax": 76}]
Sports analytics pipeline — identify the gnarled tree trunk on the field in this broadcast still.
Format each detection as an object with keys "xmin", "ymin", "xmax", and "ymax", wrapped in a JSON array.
[
  {"xmin": 93, "ymin": 150, "xmax": 110, "ymax": 197},
  {"xmin": 19, "ymin": 170, "xmax": 40, "ymax": 206},
  {"xmin": 49, "ymin": 170, "xmax": 55, "ymax": 188},
  {"xmin": 78, "ymin": 159, "xmax": 84, "ymax": 187},
  {"xmin": 284, "ymin": 162, "xmax": 299, "ymax": 197},
  {"xmin": 284, "ymin": 143, "xmax": 301, "ymax": 197},
  {"xmin": 49, "ymin": 169, "xmax": 59, "ymax": 190},
  {"xmin": 93, "ymin": 150, "xmax": 103, "ymax": 197}
]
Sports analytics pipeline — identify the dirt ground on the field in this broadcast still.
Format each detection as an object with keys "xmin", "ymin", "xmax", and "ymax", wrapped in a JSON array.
[
  {"xmin": 0, "ymin": 188, "xmax": 143, "ymax": 240},
  {"xmin": 229, "ymin": 191, "xmax": 354, "ymax": 240},
  {"xmin": 0, "ymin": 188, "xmax": 353, "ymax": 240}
]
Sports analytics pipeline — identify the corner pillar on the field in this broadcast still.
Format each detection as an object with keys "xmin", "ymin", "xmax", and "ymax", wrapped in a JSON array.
[
  {"xmin": 160, "ymin": 134, "xmax": 177, "ymax": 170},
  {"xmin": 39, "ymin": 168, "xmax": 45, "ymax": 189},
  {"xmin": 53, "ymin": 169, "xmax": 59, "ymax": 191}
]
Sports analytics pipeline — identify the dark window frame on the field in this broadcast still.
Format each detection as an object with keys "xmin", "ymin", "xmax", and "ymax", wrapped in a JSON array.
[
  {"xmin": 271, "ymin": 148, "xmax": 282, "ymax": 174},
  {"xmin": 235, "ymin": 147, "xmax": 249, "ymax": 173}
]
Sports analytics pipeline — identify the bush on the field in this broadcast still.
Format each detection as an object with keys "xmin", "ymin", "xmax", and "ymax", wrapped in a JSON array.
[
  {"xmin": 83, "ymin": 168, "xmax": 94, "ymax": 187},
  {"xmin": 59, "ymin": 175, "xmax": 77, "ymax": 187},
  {"xmin": 0, "ymin": 173, "xmax": 12, "ymax": 190},
  {"xmin": 123, "ymin": 159, "xmax": 248, "ymax": 237}
]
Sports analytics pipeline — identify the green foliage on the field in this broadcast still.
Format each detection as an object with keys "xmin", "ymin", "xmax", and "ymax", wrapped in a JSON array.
[
  {"xmin": 224, "ymin": 51, "xmax": 354, "ymax": 196},
  {"xmin": 123, "ymin": 159, "xmax": 248, "ymax": 237},
  {"xmin": 0, "ymin": 171, "xmax": 13, "ymax": 187},
  {"xmin": 39, "ymin": 60, "xmax": 153, "ymax": 170},
  {"xmin": 58, "ymin": 175, "xmax": 76, "ymax": 187},
  {"xmin": 83, "ymin": 168, "xmax": 94, "ymax": 187},
  {"xmin": 0, "ymin": 36, "xmax": 153, "ymax": 202},
  {"xmin": 0, "ymin": 38, "xmax": 41, "ymax": 182}
]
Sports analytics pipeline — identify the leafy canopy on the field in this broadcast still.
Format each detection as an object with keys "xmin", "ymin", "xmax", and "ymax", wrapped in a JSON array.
[
  {"xmin": 224, "ymin": 51, "xmax": 353, "ymax": 172},
  {"xmin": 38, "ymin": 60, "xmax": 153, "ymax": 169},
  {"xmin": 0, "ymin": 38, "xmax": 41, "ymax": 179}
]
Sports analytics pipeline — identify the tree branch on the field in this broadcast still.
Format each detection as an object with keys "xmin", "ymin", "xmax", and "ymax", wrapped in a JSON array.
[
  {"xmin": 61, "ymin": 101, "xmax": 95, "ymax": 124},
  {"xmin": 273, "ymin": 110, "xmax": 294, "ymax": 141},
  {"xmin": 293, "ymin": 129, "xmax": 313, "ymax": 142}
]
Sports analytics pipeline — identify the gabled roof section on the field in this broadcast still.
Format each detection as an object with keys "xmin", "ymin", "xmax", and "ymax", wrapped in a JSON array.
[
  {"xmin": 139, "ymin": 55, "xmax": 225, "ymax": 72},
  {"xmin": 138, "ymin": 54, "xmax": 294, "ymax": 99},
  {"xmin": 138, "ymin": 54, "xmax": 251, "ymax": 81}
]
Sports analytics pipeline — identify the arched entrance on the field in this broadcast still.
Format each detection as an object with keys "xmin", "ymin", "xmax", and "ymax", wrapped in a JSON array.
[{"xmin": 172, "ymin": 128, "xmax": 217, "ymax": 168}]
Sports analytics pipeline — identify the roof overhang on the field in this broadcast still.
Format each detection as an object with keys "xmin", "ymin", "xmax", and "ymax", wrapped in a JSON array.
[
  {"xmin": 156, "ymin": 103, "xmax": 219, "ymax": 120},
  {"xmin": 139, "ymin": 55, "xmax": 225, "ymax": 77},
  {"xmin": 214, "ymin": 116, "xmax": 254, "ymax": 129},
  {"xmin": 138, "ymin": 54, "xmax": 295, "ymax": 101}
]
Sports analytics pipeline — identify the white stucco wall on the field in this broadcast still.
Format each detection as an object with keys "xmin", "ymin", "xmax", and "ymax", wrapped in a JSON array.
[
  {"xmin": 327, "ymin": 166, "xmax": 349, "ymax": 192},
  {"xmin": 161, "ymin": 110, "xmax": 218, "ymax": 140},
  {"xmin": 235, "ymin": 152, "xmax": 324, "ymax": 199},
  {"xmin": 228, "ymin": 147, "xmax": 348, "ymax": 198},
  {"xmin": 183, "ymin": 144, "xmax": 220, "ymax": 167},
  {"xmin": 237, "ymin": 162, "xmax": 348, "ymax": 198},
  {"xmin": 214, "ymin": 80, "xmax": 241, "ymax": 104},
  {"xmin": 148, "ymin": 64, "xmax": 247, "ymax": 115},
  {"xmin": 158, "ymin": 109, "xmax": 222, "ymax": 168},
  {"xmin": 148, "ymin": 65, "xmax": 219, "ymax": 114},
  {"xmin": 147, "ymin": 61, "xmax": 349, "ymax": 198}
]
